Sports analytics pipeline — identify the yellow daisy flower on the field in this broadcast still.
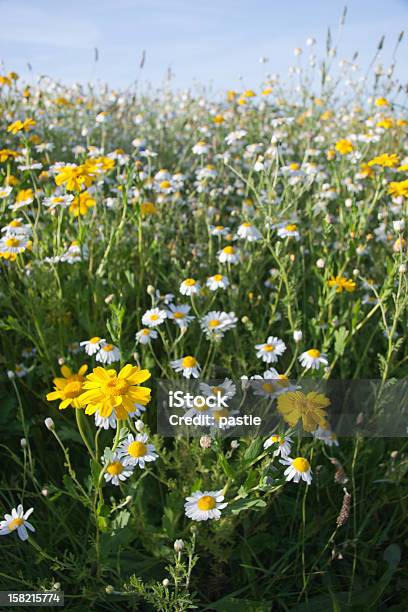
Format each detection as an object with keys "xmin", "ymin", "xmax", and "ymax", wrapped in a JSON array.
[
  {"xmin": 277, "ymin": 391, "xmax": 330, "ymax": 432},
  {"xmin": 78, "ymin": 364, "xmax": 151, "ymax": 419},
  {"xmin": 46, "ymin": 365, "xmax": 88, "ymax": 410}
]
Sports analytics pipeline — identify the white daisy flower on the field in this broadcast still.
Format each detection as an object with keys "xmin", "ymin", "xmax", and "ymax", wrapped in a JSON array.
[
  {"xmin": 217, "ymin": 245, "xmax": 240, "ymax": 264},
  {"xmin": 13, "ymin": 364, "xmax": 29, "ymax": 378},
  {"xmin": 1, "ymin": 218, "xmax": 31, "ymax": 235},
  {"xmin": 96, "ymin": 342, "xmax": 121, "ymax": 364},
  {"xmin": 135, "ymin": 328, "xmax": 158, "ymax": 345},
  {"xmin": 166, "ymin": 304, "xmax": 195, "ymax": 329},
  {"xmin": 209, "ymin": 225, "xmax": 230, "ymax": 237},
  {"xmin": 200, "ymin": 311, "xmax": 238, "ymax": 339},
  {"xmin": 313, "ymin": 426, "xmax": 339, "ymax": 447},
  {"xmin": 184, "ymin": 490, "xmax": 227, "ymax": 521},
  {"xmin": 280, "ymin": 456, "xmax": 312, "ymax": 484},
  {"xmin": 43, "ymin": 194, "xmax": 74, "ymax": 210},
  {"xmin": 117, "ymin": 433, "xmax": 158, "ymax": 468},
  {"xmin": 154, "ymin": 168, "xmax": 171, "ymax": 182},
  {"xmin": 299, "ymin": 349, "xmax": 328, "ymax": 370},
  {"xmin": 236, "ymin": 222, "xmax": 262, "ymax": 242},
  {"xmin": 206, "ymin": 274, "xmax": 229, "ymax": 291},
  {"xmin": 180, "ymin": 278, "xmax": 201, "ymax": 296},
  {"xmin": 277, "ymin": 223, "xmax": 300, "ymax": 240},
  {"xmin": 0, "ymin": 505, "xmax": 35, "ymax": 541},
  {"xmin": 141, "ymin": 307, "xmax": 167, "ymax": 328},
  {"xmin": 170, "ymin": 356, "xmax": 201, "ymax": 379},
  {"xmin": 0, "ymin": 235, "xmax": 29, "ymax": 254},
  {"xmin": 225, "ymin": 129, "xmax": 247, "ymax": 146},
  {"xmin": 95, "ymin": 410, "xmax": 117, "ymax": 430},
  {"xmin": 264, "ymin": 434, "xmax": 293, "ymax": 457},
  {"xmin": 255, "ymin": 337, "xmax": 287, "ymax": 363},
  {"xmin": 252, "ymin": 369, "xmax": 297, "ymax": 398},
  {"xmin": 192, "ymin": 141, "xmax": 209, "ymax": 155},
  {"xmin": 0, "ymin": 186, "xmax": 13, "ymax": 199},
  {"xmin": 80, "ymin": 336, "xmax": 106, "ymax": 356},
  {"xmin": 199, "ymin": 379, "xmax": 236, "ymax": 401},
  {"xmin": 104, "ymin": 453, "xmax": 134, "ymax": 485}
]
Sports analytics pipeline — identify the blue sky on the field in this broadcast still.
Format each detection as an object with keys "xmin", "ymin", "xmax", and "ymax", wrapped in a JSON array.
[{"xmin": 0, "ymin": 0, "xmax": 407, "ymax": 92}]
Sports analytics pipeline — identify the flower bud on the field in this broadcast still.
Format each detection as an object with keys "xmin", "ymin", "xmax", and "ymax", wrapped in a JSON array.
[
  {"xmin": 135, "ymin": 419, "xmax": 144, "ymax": 432},
  {"xmin": 20, "ymin": 438, "xmax": 27, "ymax": 448},
  {"xmin": 147, "ymin": 284, "xmax": 155, "ymax": 296},
  {"xmin": 162, "ymin": 579, "xmax": 170, "ymax": 587},
  {"xmin": 174, "ymin": 539, "xmax": 184, "ymax": 552},
  {"xmin": 316, "ymin": 258, "xmax": 325, "ymax": 269},
  {"xmin": 45, "ymin": 417, "xmax": 55, "ymax": 431},
  {"xmin": 293, "ymin": 330, "xmax": 302, "ymax": 343}
]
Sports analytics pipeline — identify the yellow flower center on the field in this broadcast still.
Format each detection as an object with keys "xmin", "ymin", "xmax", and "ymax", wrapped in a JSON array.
[
  {"xmin": 307, "ymin": 349, "xmax": 321, "ymax": 358},
  {"xmin": 209, "ymin": 319, "xmax": 220, "ymax": 328},
  {"xmin": 197, "ymin": 495, "xmax": 216, "ymax": 510},
  {"xmin": 6, "ymin": 237, "xmax": 20, "ymax": 247},
  {"xmin": 223, "ymin": 246, "xmax": 235, "ymax": 254},
  {"xmin": 150, "ymin": 314, "xmax": 159, "ymax": 321},
  {"xmin": 128, "ymin": 441, "xmax": 147, "ymax": 457},
  {"xmin": 89, "ymin": 336, "xmax": 101, "ymax": 343},
  {"xmin": 160, "ymin": 180, "xmax": 171, "ymax": 189},
  {"xmin": 215, "ymin": 225, "xmax": 224, "ymax": 231},
  {"xmin": 63, "ymin": 381, "xmax": 83, "ymax": 398},
  {"xmin": 242, "ymin": 222, "xmax": 252, "ymax": 227},
  {"xmin": 107, "ymin": 461, "xmax": 124, "ymax": 475},
  {"xmin": 9, "ymin": 220, "xmax": 22, "ymax": 227},
  {"xmin": 262, "ymin": 382, "xmax": 274, "ymax": 393},
  {"xmin": 213, "ymin": 408, "xmax": 229, "ymax": 420},
  {"xmin": 292, "ymin": 457, "xmax": 310, "ymax": 472},
  {"xmin": 285, "ymin": 224, "xmax": 297, "ymax": 232},
  {"xmin": 9, "ymin": 517, "xmax": 24, "ymax": 530},
  {"xmin": 212, "ymin": 274, "xmax": 223, "ymax": 281},
  {"xmin": 263, "ymin": 344, "xmax": 275, "ymax": 352},
  {"xmin": 182, "ymin": 356, "xmax": 197, "ymax": 368},
  {"xmin": 211, "ymin": 386, "xmax": 223, "ymax": 395},
  {"xmin": 174, "ymin": 312, "xmax": 185, "ymax": 319},
  {"xmin": 104, "ymin": 378, "xmax": 129, "ymax": 397},
  {"xmin": 142, "ymin": 329, "xmax": 150, "ymax": 335},
  {"xmin": 103, "ymin": 344, "xmax": 114, "ymax": 352}
]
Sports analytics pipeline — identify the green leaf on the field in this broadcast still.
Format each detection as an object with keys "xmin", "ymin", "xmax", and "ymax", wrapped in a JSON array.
[
  {"xmin": 334, "ymin": 326, "xmax": 348, "ymax": 356},
  {"xmin": 218, "ymin": 453, "xmax": 235, "ymax": 479},
  {"xmin": 243, "ymin": 438, "xmax": 264, "ymax": 464},
  {"xmin": 90, "ymin": 459, "xmax": 102, "ymax": 486},
  {"xmin": 229, "ymin": 498, "xmax": 267, "ymax": 515}
]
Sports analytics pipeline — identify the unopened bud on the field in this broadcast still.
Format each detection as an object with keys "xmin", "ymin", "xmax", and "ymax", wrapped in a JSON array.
[
  {"xmin": 316, "ymin": 258, "xmax": 325, "ymax": 269},
  {"xmin": 135, "ymin": 419, "xmax": 144, "ymax": 432},
  {"xmin": 20, "ymin": 438, "xmax": 27, "ymax": 448},
  {"xmin": 162, "ymin": 578, "xmax": 170, "ymax": 587},
  {"xmin": 174, "ymin": 538, "xmax": 184, "ymax": 552},
  {"xmin": 293, "ymin": 330, "xmax": 302, "ymax": 342},
  {"xmin": 147, "ymin": 284, "xmax": 155, "ymax": 296},
  {"xmin": 45, "ymin": 417, "xmax": 55, "ymax": 431},
  {"xmin": 105, "ymin": 585, "xmax": 114, "ymax": 594}
]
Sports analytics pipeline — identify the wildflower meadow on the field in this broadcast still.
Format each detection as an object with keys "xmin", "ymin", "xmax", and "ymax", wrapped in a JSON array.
[{"xmin": 0, "ymin": 17, "xmax": 407, "ymax": 612}]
